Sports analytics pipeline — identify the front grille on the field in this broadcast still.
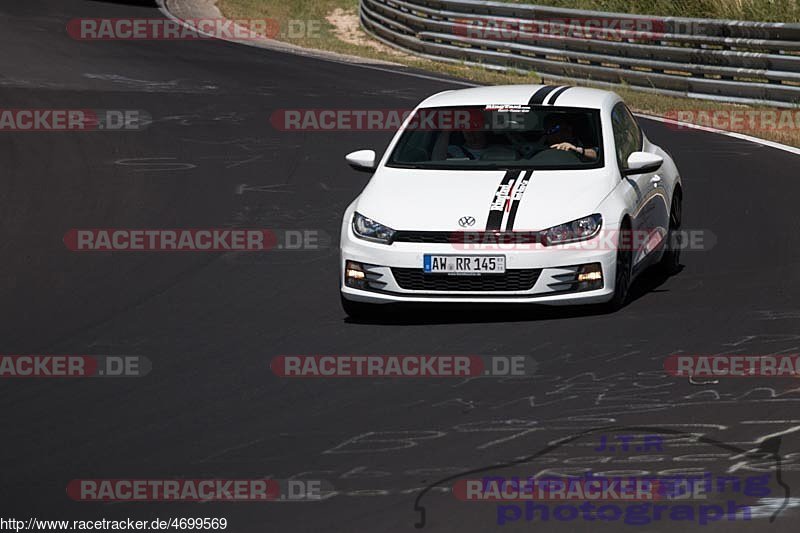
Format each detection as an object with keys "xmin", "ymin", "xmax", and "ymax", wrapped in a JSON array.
[
  {"xmin": 393, "ymin": 231, "xmax": 540, "ymax": 245},
  {"xmin": 391, "ymin": 268, "xmax": 542, "ymax": 292}
]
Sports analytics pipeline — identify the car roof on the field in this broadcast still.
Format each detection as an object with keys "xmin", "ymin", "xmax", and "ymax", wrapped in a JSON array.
[{"xmin": 418, "ymin": 84, "xmax": 619, "ymax": 110}]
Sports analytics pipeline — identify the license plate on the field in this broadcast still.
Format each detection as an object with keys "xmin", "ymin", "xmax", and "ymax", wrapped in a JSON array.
[{"xmin": 423, "ymin": 255, "xmax": 506, "ymax": 275}]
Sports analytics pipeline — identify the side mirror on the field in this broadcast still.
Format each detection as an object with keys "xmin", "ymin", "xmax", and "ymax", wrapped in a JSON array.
[
  {"xmin": 345, "ymin": 150, "xmax": 377, "ymax": 173},
  {"xmin": 623, "ymin": 152, "xmax": 663, "ymax": 176}
]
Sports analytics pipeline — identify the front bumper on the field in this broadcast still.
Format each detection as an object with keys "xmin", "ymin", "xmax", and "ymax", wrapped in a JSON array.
[{"xmin": 340, "ymin": 225, "xmax": 617, "ymax": 305}]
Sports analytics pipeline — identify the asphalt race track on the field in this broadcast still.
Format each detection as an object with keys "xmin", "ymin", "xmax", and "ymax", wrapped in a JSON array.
[{"xmin": 2, "ymin": 1, "xmax": 800, "ymax": 532}]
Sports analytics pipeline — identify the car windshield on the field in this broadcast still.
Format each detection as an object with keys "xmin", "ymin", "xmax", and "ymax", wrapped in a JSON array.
[{"xmin": 387, "ymin": 105, "xmax": 603, "ymax": 170}]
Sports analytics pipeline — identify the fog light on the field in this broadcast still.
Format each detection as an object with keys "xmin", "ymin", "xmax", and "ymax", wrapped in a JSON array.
[
  {"xmin": 345, "ymin": 260, "xmax": 367, "ymax": 289},
  {"xmin": 577, "ymin": 263, "xmax": 603, "ymax": 291}
]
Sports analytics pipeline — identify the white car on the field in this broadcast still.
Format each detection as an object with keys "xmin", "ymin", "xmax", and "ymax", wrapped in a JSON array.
[{"xmin": 339, "ymin": 84, "xmax": 682, "ymax": 317}]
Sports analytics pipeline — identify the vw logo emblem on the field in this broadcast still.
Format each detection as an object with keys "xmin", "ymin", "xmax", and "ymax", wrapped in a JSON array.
[{"xmin": 458, "ymin": 216, "xmax": 476, "ymax": 228}]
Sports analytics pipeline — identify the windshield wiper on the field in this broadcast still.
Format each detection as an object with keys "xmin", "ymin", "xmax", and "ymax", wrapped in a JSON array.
[
  {"xmin": 388, "ymin": 163, "xmax": 530, "ymax": 171},
  {"xmin": 388, "ymin": 163, "xmax": 428, "ymax": 169}
]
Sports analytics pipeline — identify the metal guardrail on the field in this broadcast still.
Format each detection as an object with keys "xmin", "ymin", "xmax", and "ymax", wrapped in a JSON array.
[{"xmin": 360, "ymin": 0, "xmax": 800, "ymax": 107}]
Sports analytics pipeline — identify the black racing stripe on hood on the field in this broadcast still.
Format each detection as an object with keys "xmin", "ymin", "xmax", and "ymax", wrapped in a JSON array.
[
  {"xmin": 529, "ymin": 85, "xmax": 560, "ymax": 105},
  {"xmin": 485, "ymin": 170, "xmax": 520, "ymax": 230},
  {"xmin": 504, "ymin": 170, "xmax": 533, "ymax": 231},
  {"xmin": 547, "ymin": 86, "xmax": 572, "ymax": 105}
]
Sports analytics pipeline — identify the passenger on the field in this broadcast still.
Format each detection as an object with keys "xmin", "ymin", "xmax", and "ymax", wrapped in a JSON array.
[{"xmin": 544, "ymin": 115, "xmax": 598, "ymax": 160}]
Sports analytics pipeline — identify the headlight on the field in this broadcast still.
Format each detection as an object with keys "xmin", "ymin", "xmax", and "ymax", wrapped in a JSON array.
[
  {"xmin": 352, "ymin": 212, "xmax": 396, "ymax": 244},
  {"xmin": 542, "ymin": 214, "xmax": 602, "ymax": 246}
]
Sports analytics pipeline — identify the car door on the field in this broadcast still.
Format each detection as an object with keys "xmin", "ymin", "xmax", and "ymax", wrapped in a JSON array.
[{"xmin": 611, "ymin": 102, "xmax": 663, "ymax": 266}]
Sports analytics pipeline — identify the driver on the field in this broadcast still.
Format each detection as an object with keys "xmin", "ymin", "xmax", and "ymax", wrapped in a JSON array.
[
  {"xmin": 447, "ymin": 129, "xmax": 491, "ymax": 160},
  {"xmin": 447, "ymin": 111, "xmax": 510, "ymax": 160},
  {"xmin": 543, "ymin": 115, "xmax": 598, "ymax": 160}
]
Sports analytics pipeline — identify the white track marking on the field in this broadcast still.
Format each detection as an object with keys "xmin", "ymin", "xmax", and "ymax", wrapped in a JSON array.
[{"xmin": 635, "ymin": 114, "xmax": 800, "ymax": 157}]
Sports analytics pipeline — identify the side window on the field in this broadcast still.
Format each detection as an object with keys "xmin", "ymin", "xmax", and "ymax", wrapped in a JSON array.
[{"xmin": 611, "ymin": 103, "xmax": 642, "ymax": 171}]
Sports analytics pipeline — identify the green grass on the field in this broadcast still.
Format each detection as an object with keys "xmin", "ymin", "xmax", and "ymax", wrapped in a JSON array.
[
  {"xmin": 219, "ymin": 0, "xmax": 361, "ymax": 54},
  {"xmin": 217, "ymin": 0, "xmax": 545, "ymax": 81},
  {"xmin": 217, "ymin": 0, "xmax": 800, "ymax": 147},
  {"xmin": 499, "ymin": 0, "xmax": 800, "ymax": 22}
]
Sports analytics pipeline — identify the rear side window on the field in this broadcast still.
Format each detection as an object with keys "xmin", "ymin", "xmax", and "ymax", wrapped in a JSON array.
[{"xmin": 611, "ymin": 103, "xmax": 642, "ymax": 171}]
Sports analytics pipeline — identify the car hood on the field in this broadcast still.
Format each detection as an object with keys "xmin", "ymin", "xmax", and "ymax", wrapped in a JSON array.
[{"xmin": 355, "ymin": 166, "xmax": 615, "ymax": 232}]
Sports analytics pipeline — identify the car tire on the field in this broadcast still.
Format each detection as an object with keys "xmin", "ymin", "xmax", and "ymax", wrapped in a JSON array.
[
  {"xmin": 658, "ymin": 193, "xmax": 682, "ymax": 275},
  {"xmin": 341, "ymin": 294, "xmax": 377, "ymax": 320},
  {"xmin": 606, "ymin": 223, "xmax": 633, "ymax": 311}
]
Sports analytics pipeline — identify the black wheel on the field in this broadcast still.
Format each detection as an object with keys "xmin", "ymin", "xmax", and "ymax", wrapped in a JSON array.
[
  {"xmin": 658, "ymin": 192, "xmax": 682, "ymax": 275},
  {"xmin": 340, "ymin": 294, "xmax": 377, "ymax": 320},
  {"xmin": 606, "ymin": 224, "xmax": 633, "ymax": 311}
]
